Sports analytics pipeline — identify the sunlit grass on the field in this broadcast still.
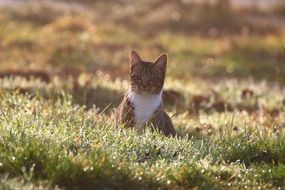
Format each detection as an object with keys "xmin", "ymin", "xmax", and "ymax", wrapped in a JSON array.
[{"xmin": 0, "ymin": 91, "xmax": 284, "ymax": 189}]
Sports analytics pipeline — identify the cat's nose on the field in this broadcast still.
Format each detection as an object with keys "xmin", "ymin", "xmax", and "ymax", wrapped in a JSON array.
[{"xmin": 141, "ymin": 84, "xmax": 147, "ymax": 89}]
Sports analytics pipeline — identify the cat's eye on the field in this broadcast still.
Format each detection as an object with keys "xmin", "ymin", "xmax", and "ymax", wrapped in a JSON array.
[
  {"xmin": 149, "ymin": 78, "xmax": 160, "ymax": 83},
  {"xmin": 131, "ymin": 75, "xmax": 141, "ymax": 83}
]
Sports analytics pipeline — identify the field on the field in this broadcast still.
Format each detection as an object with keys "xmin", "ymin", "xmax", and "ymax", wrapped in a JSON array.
[{"xmin": 0, "ymin": 0, "xmax": 285, "ymax": 189}]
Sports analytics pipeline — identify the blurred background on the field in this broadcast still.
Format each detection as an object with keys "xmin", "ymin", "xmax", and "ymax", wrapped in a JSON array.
[
  {"xmin": 0, "ymin": 0, "xmax": 285, "ymax": 118},
  {"xmin": 1, "ymin": 0, "xmax": 285, "ymax": 80}
]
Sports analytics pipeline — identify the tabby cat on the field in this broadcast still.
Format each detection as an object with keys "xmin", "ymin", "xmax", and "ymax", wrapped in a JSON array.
[{"xmin": 115, "ymin": 51, "xmax": 176, "ymax": 137}]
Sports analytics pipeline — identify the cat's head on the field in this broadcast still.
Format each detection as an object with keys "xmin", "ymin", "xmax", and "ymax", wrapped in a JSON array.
[{"xmin": 130, "ymin": 50, "xmax": 167, "ymax": 95}]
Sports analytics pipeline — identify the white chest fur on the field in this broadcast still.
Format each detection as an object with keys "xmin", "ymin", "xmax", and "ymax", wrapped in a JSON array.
[{"xmin": 127, "ymin": 89, "xmax": 162, "ymax": 127}]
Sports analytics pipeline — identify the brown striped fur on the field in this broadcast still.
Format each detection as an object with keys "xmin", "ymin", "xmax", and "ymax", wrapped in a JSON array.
[{"xmin": 116, "ymin": 51, "xmax": 176, "ymax": 137}]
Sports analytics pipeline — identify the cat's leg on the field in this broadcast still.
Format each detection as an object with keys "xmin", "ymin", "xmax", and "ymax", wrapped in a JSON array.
[
  {"xmin": 115, "ymin": 96, "xmax": 135, "ymax": 128},
  {"xmin": 150, "ymin": 110, "xmax": 176, "ymax": 137}
]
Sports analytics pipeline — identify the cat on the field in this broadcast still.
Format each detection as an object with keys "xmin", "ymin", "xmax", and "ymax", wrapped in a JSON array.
[{"xmin": 115, "ymin": 50, "xmax": 176, "ymax": 137}]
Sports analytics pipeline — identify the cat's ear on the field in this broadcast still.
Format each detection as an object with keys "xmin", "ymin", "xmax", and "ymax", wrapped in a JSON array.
[
  {"xmin": 130, "ymin": 50, "xmax": 141, "ymax": 66},
  {"xmin": 154, "ymin": 53, "xmax": 167, "ymax": 71}
]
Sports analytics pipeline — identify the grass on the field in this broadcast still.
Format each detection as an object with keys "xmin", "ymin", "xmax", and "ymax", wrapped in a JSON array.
[
  {"xmin": 0, "ymin": 91, "xmax": 284, "ymax": 190},
  {"xmin": 0, "ymin": 74, "xmax": 284, "ymax": 189},
  {"xmin": 0, "ymin": 88, "xmax": 284, "ymax": 190},
  {"xmin": 0, "ymin": 0, "xmax": 285, "ymax": 189}
]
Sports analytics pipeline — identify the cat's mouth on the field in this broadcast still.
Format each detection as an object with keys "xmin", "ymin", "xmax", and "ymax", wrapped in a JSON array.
[
  {"xmin": 138, "ymin": 90, "xmax": 159, "ymax": 96},
  {"xmin": 138, "ymin": 90, "xmax": 150, "ymax": 95}
]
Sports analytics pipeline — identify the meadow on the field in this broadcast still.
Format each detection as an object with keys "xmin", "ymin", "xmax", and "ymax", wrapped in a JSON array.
[{"xmin": 0, "ymin": 0, "xmax": 285, "ymax": 189}]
